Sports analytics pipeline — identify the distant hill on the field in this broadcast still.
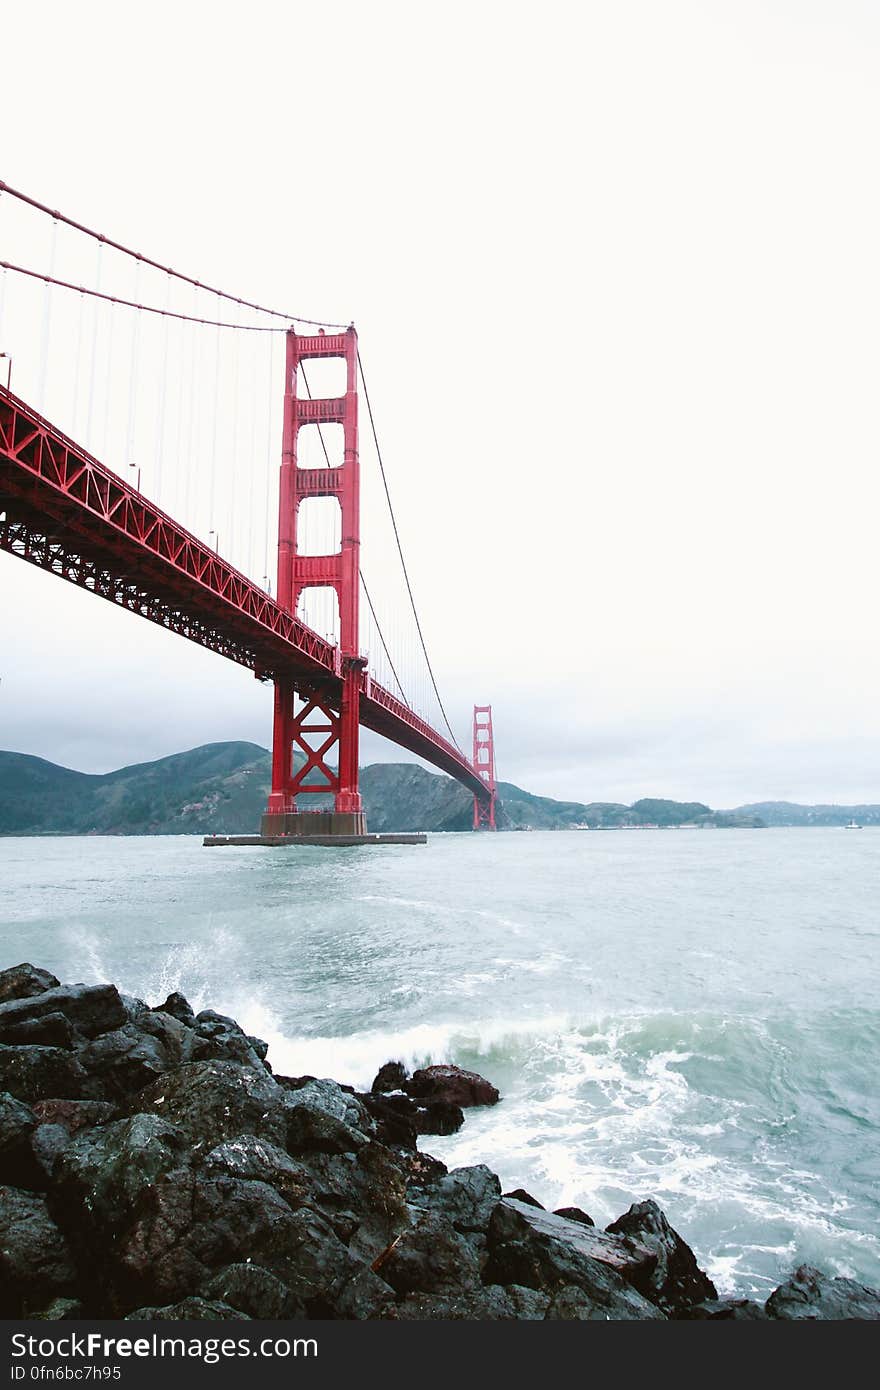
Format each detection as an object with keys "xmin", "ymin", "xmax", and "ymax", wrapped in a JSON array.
[
  {"xmin": 0, "ymin": 742, "xmax": 772, "ymax": 835},
  {"xmin": 729, "ymin": 801, "xmax": 880, "ymax": 827}
]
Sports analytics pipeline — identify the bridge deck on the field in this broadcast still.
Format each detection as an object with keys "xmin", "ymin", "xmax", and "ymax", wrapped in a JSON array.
[{"xmin": 0, "ymin": 388, "xmax": 488, "ymax": 801}]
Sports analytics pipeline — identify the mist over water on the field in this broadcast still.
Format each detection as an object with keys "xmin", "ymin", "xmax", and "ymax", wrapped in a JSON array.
[{"xmin": 1, "ymin": 828, "xmax": 877, "ymax": 1299}]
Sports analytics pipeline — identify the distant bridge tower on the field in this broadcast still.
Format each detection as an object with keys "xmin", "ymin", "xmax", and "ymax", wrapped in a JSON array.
[
  {"xmin": 473, "ymin": 704, "xmax": 498, "ymax": 830},
  {"xmin": 264, "ymin": 326, "xmax": 366, "ymax": 837}
]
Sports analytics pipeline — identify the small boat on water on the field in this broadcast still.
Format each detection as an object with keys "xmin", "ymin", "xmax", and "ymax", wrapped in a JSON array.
[{"xmin": 844, "ymin": 819, "xmax": 862, "ymax": 829}]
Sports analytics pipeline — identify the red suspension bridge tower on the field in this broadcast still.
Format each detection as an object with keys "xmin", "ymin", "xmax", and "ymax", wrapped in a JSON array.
[
  {"xmin": 263, "ymin": 325, "xmax": 366, "ymax": 837},
  {"xmin": 473, "ymin": 704, "xmax": 498, "ymax": 830}
]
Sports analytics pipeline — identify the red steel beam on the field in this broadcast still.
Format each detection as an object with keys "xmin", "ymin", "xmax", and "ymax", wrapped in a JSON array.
[{"xmin": 0, "ymin": 387, "xmax": 489, "ymax": 801}]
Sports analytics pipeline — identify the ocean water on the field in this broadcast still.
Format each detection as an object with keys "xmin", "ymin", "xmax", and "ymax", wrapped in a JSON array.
[{"xmin": 1, "ymin": 827, "xmax": 878, "ymax": 1300}]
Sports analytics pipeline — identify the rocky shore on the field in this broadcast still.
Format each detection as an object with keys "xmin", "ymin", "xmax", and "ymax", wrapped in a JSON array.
[{"xmin": 1, "ymin": 963, "xmax": 878, "ymax": 1321}]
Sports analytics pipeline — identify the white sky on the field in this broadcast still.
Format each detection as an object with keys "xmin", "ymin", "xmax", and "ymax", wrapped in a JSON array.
[{"xmin": 2, "ymin": 0, "xmax": 880, "ymax": 808}]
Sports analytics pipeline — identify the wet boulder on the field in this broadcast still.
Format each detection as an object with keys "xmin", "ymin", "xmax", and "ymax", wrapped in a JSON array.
[
  {"xmin": 405, "ymin": 1063, "xmax": 499, "ymax": 1108},
  {"xmin": 126, "ymin": 1297, "xmax": 250, "ymax": 1320},
  {"xmin": 199, "ymin": 1134, "xmax": 313, "ymax": 1209},
  {"xmin": 681, "ymin": 1298, "xmax": 769, "ymax": 1320},
  {"xmin": 131, "ymin": 1059, "xmax": 287, "ymax": 1148},
  {"xmin": 413, "ymin": 1100, "xmax": 465, "ymax": 1136},
  {"xmin": 605, "ymin": 1200, "xmax": 716, "ymax": 1314},
  {"xmin": 77, "ymin": 1025, "xmax": 174, "ymax": 1099},
  {"xmin": 483, "ymin": 1199, "xmax": 664, "ymax": 1320},
  {"xmin": 0, "ymin": 983, "xmax": 127, "ymax": 1041},
  {"xmin": 371, "ymin": 1061, "xmax": 408, "ymax": 1093},
  {"xmin": 202, "ymin": 1263, "xmax": 303, "ymax": 1319},
  {"xmin": 0, "ymin": 1185, "xmax": 77, "ymax": 1316},
  {"xmin": 0, "ymin": 1092, "xmax": 41, "ymax": 1188},
  {"xmin": 375, "ymin": 1211, "xmax": 484, "ymax": 1296},
  {"xmin": 0, "ymin": 1044, "xmax": 94, "ymax": 1103},
  {"xmin": 554, "ymin": 1206, "xmax": 595, "ymax": 1227},
  {"xmin": 410, "ymin": 1164, "xmax": 501, "ymax": 1235},
  {"xmin": 0, "ymin": 964, "xmax": 60, "ymax": 1005},
  {"xmin": 766, "ymin": 1265, "xmax": 880, "ymax": 1320},
  {"xmin": 0, "ymin": 1012, "xmax": 76, "ymax": 1049},
  {"xmin": 307, "ymin": 1141, "xmax": 410, "ymax": 1260},
  {"xmin": 284, "ymin": 1078, "xmax": 373, "ymax": 1155},
  {"xmin": 154, "ymin": 991, "xmax": 196, "ymax": 1024}
]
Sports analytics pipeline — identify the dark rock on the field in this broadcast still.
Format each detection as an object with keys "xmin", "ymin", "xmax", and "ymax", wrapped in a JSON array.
[
  {"xmin": 0, "ymin": 964, "xmax": 60, "ymax": 1005},
  {"xmin": 333, "ymin": 1267, "xmax": 397, "ymax": 1319},
  {"xmin": 503, "ymin": 1188, "xmax": 545, "ymax": 1209},
  {"xmin": 406, "ymin": 1063, "xmax": 499, "ymax": 1108},
  {"xmin": 413, "ymin": 1100, "xmax": 465, "ymax": 1136},
  {"xmin": 0, "ymin": 1186, "xmax": 77, "ymax": 1315},
  {"xmin": 371, "ymin": 1061, "xmax": 408, "ymax": 1093},
  {"xmin": 606, "ymin": 1199, "xmax": 716, "ymax": 1314},
  {"xmin": 0, "ymin": 1012, "xmax": 76, "ymax": 1049},
  {"xmin": 766, "ymin": 1265, "xmax": 880, "ymax": 1320},
  {"xmin": 0, "ymin": 984, "xmax": 127, "ymax": 1040},
  {"xmin": 284, "ymin": 1078, "xmax": 372, "ymax": 1155},
  {"xmin": 32, "ymin": 1099, "xmax": 117, "ymax": 1134},
  {"xmin": 307, "ymin": 1141, "xmax": 409, "ymax": 1262},
  {"xmin": 411, "ymin": 1164, "xmax": 501, "ymax": 1235},
  {"xmin": 0, "ymin": 1091, "xmax": 40, "ymax": 1187},
  {"xmin": 398, "ymin": 1150, "xmax": 447, "ymax": 1186},
  {"xmin": 246, "ymin": 1036, "xmax": 269, "ymax": 1061},
  {"xmin": 131, "ymin": 1060, "xmax": 287, "ymax": 1148},
  {"xmin": 155, "ymin": 992, "xmax": 195, "ymax": 1024},
  {"xmin": 200, "ymin": 1134, "xmax": 313, "ymax": 1209},
  {"xmin": 554, "ymin": 1206, "xmax": 595, "ymax": 1227},
  {"xmin": 202, "ymin": 1263, "xmax": 302, "ymax": 1319},
  {"xmin": 0, "ymin": 1044, "xmax": 93, "ymax": 1103},
  {"xmin": 681, "ymin": 1298, "xmax": 769, "ymax": 1320},
  {"xmin": 78, "ymin": 1026, "xmax": 174, "ymax": 1098},
  {"xmin": 31, "ymin": 1298, "xmax": 84, "ymax": 1320},
  {"xmin": 31, "ymin": 1123, "xmax": 72, "ymax": 1182},
  {"xmin": 375, "ymin": 1211, "xmax": 483, "ymax": 1296},
  {"xmin": 398, "ymin": 1284, "xmax": 549, "ymax": 1319},
  {"xmin": 126, "ymin": 1298, "xmax": 250, "ymax": 1320},
  {"xmin": 483, "ymin": 1199, "xmax": 663, "ymax": 1320},
  {"xmin": 359, "ymin": 1092, "xmax": 418, "ymax": 1150}
]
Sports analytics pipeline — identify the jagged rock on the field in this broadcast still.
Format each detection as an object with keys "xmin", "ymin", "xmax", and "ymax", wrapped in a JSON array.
[
  {"xmin": 0, "ymin": 1091, "xmax": 40, "ymax": 1187},
  {"xmin": 554, "ymin": 1206, "xmax": 594, "ymax": 1227},
  {"xmin": 483, "ymin": 1200, "xmax": 663, "ymax": 1320},
  {"xmin": 0, "ymin": 1186, "xmax": 77, "ymax": 1315},
  {"xmin": 200, "ymin": 1134, "xmax": 313, "ymax": 1208},
  {"xmin": 413, "ymin": 1100, "xmax": 465, "ymax": 1135},
  {"xmin": 131, "ymin": 1060, "xmax": 286, "ymax": 1148},
  {"xmin": 126, "ymin": 1298, "xmax": 250, "ymax": 1320},
  {"xmin": 155, "ymin": 992, "xmax": 196, "ymax": 1024},
  {"xmin": 78, "ymin": 1025, "xmax": 173, "ymax": 1097},
  {"xmin": 372, "ymin": 1061, "xmax": 408, "ymax": 1093},
  {"xmin": 411, "ymin": 1164, "xmax": 501, "ymax": 1234},
  {"xmin": 766, "ymin": 1265, "xmax": 880, "ymax": 1320},
  {"xmin": 306, "ymin": 1142, "xmax": 410, "ymax": 1260},
  {"xmin": 202, "ymin": 1263, "xmax": 302, "ymax": 1319},
  {"xmin": 398, "ymin": 1284, "xmax": 550, "ymax": 1319},
  {"xmin": 375, "ymin": 1211, "xmax": 483, "ymax": 1296},
  {"xmin": 31, "ymin": 1298, "xmax": 84, "ymax": 1320},
  {"xmin": 284, "ymin": 1078, "xmax": 373, "ymax": 1155},
  {"xmin": 399, "ymin": 1150, "xmax": 447, "ymax": 1185},
  {"xmin": 0, "ymin": 1044, "xmax": 94, "ymax": 1103},
  {"xmin": 606, "ymin": 1199, "xmax": 716, "ymax": 1314},
  {"xmin": 0, "ymin": 984, "xmax": 127, "ymax": 1040},
  {"xmin": 359, "ymin": 1091, "xmax": 418, "ymax": 1150},
  {"xmin": 333, "ymin": 1267, "xmax": 397, "ymax": 1319},
  {"xmin": 504, "ymin": 1188, "xmax": 544, "ymax": 1208},
  {"xmin": 0, "ymin": 964, "xmax": 60, "ymax": 1005},
  {"xmin": 32, "ymin": 1099, "xmax": 117, "ymax": 1133},
  {"xmin": 31, "ymin": 1123, "xmax": 71, "ymax": 1182},
  {"xmin": 0, "ymin": 1012, "xmax": 76, "ymax": 1049},
  {"xmin": 406, "ymin": 1064, "xmax": 499, "ymax": 1108},
  {"xmin": 681, "ymin": 1298, "xmax": 769, "ymax": 1320},
  {"xmin": 53, "ymin": 1112, "xmax": 189, "ymax": 1263}
]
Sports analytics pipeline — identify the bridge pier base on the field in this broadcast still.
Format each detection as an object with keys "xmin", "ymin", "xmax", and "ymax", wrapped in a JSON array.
[{"xmin": 260, "ymin": 810, "xmax": 367, "ymax": 838}]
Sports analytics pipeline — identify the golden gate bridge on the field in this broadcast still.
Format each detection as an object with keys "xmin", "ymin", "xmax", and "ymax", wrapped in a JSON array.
[{"xmin": 0, "ymin": 180, "xmax": 497, "ymax": 842}]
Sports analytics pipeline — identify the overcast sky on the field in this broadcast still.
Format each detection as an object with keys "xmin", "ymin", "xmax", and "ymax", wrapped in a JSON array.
[{"xmin": 2, "ymin": 0, "xmax": 880, "ymax": 808}]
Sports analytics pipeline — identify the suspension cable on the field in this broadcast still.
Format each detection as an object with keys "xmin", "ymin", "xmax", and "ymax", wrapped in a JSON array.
[
  {"xmin": 356, "ymin": 348, "xmax": 462, "ymax": 752},
  {"xmin": 0, "ymin": 179, "xmax": 347, "ymax": 328},
  {"xmin": 0, "ymin": 261, "xmax": 290, "ymax": 331}
]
